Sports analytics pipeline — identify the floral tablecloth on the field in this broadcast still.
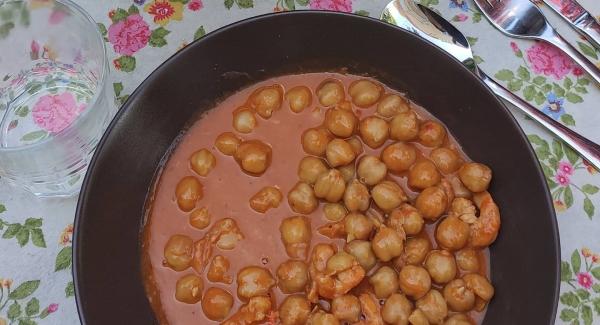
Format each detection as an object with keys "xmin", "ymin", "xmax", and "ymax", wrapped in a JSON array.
[{"xmin": 1, "ymin": 0, "xmax": 600, "ymax": 324}]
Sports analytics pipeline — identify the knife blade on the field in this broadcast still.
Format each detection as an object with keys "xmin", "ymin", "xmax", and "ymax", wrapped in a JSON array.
[{"xmin": 542, "ymin": 0, "xmax": 600, "ymax": 50}]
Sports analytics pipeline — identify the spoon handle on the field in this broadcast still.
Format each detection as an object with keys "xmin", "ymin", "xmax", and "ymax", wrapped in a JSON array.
[
  {"xmin": 480, "ymin": 71, "xmax": 600, "ymax": 170},
  {"xmin": 543, "ymin": 29, "xmax": 600, "ymax": 84}
]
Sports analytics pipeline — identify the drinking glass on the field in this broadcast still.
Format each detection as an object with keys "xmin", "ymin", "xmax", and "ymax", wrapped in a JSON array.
[{"xmin": 0, "ymin": 0, "xmax": 114, "ymax": 197}]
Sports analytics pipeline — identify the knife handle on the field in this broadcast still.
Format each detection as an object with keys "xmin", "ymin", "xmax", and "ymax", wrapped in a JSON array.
[{"xmin": 579, "ymin": 14, "xmax": 600, "ymax": 50}]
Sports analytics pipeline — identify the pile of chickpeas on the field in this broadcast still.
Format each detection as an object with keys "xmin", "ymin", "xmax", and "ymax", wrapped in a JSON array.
[{"xmin": 163, "ymin": 75, "xmax": 501, "ymax": 325}]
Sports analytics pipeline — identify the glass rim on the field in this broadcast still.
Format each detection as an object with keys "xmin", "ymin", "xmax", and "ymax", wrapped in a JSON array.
[{"xmin": 0, "ymin": 0, "xmax": 109, "ymax": 153}]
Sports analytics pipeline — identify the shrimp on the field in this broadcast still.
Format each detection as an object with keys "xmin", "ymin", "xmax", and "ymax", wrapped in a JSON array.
[
  {"xmin": 354, "ymin": 293, "xmax": 384, "ymax": 325},
  {"xmin": 439, "ymin": 178, "xmax": 455, "ymax": 212},
  {"xmin": 192, "ymin": 218, "xmax": 244, "ymax": 273},
  {"xmin": 307, "ymin": 244, "xmax": 336, "ymax": 303},
  {"xmin": 316, "ymin": 261, "xmax": 365, "ymax": 299},
  {"xmin": 307, "ymin": 245, "xmax": 365, "ymax": 301},
  {"xmin": 317, "ymin": 221, "xmax": 345, "ymax": 239},
  {"xmin": 221, "ymin": 296, "xmax": 272, "ymax": 325},
  {"xmin": 451, "ymin": 192, "xmax": 500, "ymax": 248}
]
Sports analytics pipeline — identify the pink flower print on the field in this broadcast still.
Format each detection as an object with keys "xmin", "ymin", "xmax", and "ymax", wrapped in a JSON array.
[
  {"xmin": 309, "ymin": 0, "xmax": 352, "ymax": 12},
  {"xmin": 107, "ymin": 14, "xmax": 151, "ymax": 56},
  {"xmin": 558, "ymin": 161, "xmax": 574, "ymax": 175},
  {"xmin": 577, "ymin": 272, "xmax": 593, "ymax": 289},
  {"xmin": 555, "ymin": 172, "xmax": 570, "ymax": 186},
  {"xmin": 188, "ymin": 0, "xmax": 203, "ymax": 11},
  {"xmin": 573, "ymin": 67, "xmax": 584, "ymax": 76},
  {"xmin": 32, "ymin": 92, "xmax": 85, "ymax": 133},
  {"xmin": 510, "ymin": 41, "xmax": 523, "ymax": 57},
  {"xmin": 47, "ymin": 303, "xmax": 59, "ymax": 313},
  {"xmin": 526, "ymin": 42, "xmax": 574, "ymax": 80},
  {"xmin": 30, "ymin": 40, "xmax": 40, "ymax": 60},
  {"xmin": 454, "ymin": 13, "xmax": 468, "ymax": 22},
  {"xmin": 49, "ymin": 9, "xmax": 67, "ymax": 25}
]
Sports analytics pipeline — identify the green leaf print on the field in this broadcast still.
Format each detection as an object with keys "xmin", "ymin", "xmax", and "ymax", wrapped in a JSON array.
[
  {"xmin": 115, "ymin": 55, "xmax": 136, "ymax": 73},
  {"xmin": 55, "ymin": 246, "xmax": 73, "ymax": 271},
  {"xmin": 578, "ymin": 41, "xmax": 598, "ymax": 60},
  {"xmin": 560, "ymin": 308, "xmax": 578, "ymax": 321},
  {"xmin": 111, "ymin": 8, "xmax": 129, "ymax": 23},
  {"xmin": 572, "ymin": 249, "xmax": 581, "ymax": 274},
  {"xmin": 296, "ymin": 0, "xmax": 310, "ymax": 5},
  {"xmin": 113, "ymin": 82, "xmax": 124, "ymax": 97},
  {"xmin": 194, "ymin": 26, "xmax": 206, "ymax": 40},
  {"xmin": 581, "ymin": 304, "xmax": 592, "ymax": 325},
  {"xmin": 584, "ymin": 198, "xmax": 594, "ymax": 218},
  {"xmin": 65, "ymin": 281, "xmax": 75, "ymax": 297},
  {"xmin": 24, "ymin": 218, "xmax": 41, "ymax": 228},
  {"xmin": 16, "ymin": 226, "xmax": 29, "ymax": 246},
  {"xmin": 561, "ymin": 114, "xmax": 576, "ymax": 126},
  {"xmin": 593, "ymin": 297, "xmax": 600, "ymax": 314},
  {"xmin": 8, "ymin": 280, "xmax": 40, "ymax": 300},
  {"xmin": 576, "ymin": 289, "xmax": 591, "ymax": 300},
  {"xmin": 19, "ymin": 319, "xmax": 37, "ymax": 325},
  {"xmin": 495, "ymin": 69, "xmax": 513, "ymax": 81},
  {"xmin": 566, "ymin": 92, "xmax": 583, "ymax": 104},
  {"xmin": 3, "ymin": 223, "xmax": 21, "ymax": 238},
  {"xmin": 591, "ymin": 267, "xmax": 600, "ymax": 281},
  {"xmin": 149, "ymin": 27, "xmax": 170, "ymax": 48},
  {"xmin": 7, "ymin": 301, "xmax": 21, "ymax": 320},
  {"xmin": 532, "ymin": 76, "xmax": 546, "ymax": 85},
  {"xmin": 562, "ymin": 261, "xmax": 573, "ymax": 281},
  {"xmin": 354, "ymin": 10, "xmax": 370, "ymax": 17},
  {"xmin": 0, "ymin": 204, "xmax": 6, "ymax": 213},
  {"xmin": 561, "ymin": 292, "xmax": 580, "ymax": 308},
  {"xmin": 224, "ymin": 0, "xmax": 234, "ymax": 9},
  {"xmin": 20, "ymin": 130, "xmax": 47, "ymax": 142},
  {"xmin": 593, "ymin": 284, "xmax": 600, "ymax": 293},
  {"xmin": 25, "ymin": 297, "xmax": 39, "ymax": 316},
  {"xmin": 552, "ymin": 140, "xmax": 563, "ymax": 159},
  {"xmin": 517, "ymin": 66, "xmax": 530, "ymax": 81},
  {"xmin": 30, "ymin": 228, "xmax": 46, "ymax": 248}
]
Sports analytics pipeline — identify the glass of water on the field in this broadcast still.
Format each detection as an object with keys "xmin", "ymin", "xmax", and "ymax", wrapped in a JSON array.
[{"xmin": 0, "ymin": 0, "xmax": 114, "ymax": 197}]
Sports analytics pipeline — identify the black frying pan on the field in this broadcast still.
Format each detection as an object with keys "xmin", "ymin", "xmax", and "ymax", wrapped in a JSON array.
[{"xmin": 73, "ymin": 11, "xmax": 559, "ymax": 324}]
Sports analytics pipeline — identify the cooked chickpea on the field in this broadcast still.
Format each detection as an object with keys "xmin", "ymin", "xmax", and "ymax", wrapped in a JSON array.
[
  {"xmin": 435, "ymin": 216, "xmax": 470, "ymax": 251},
  {"xmin": 250, "ymin": 85, "xmax": 283, "ymax": 119},
  {"xmin": 415, "ymin": 186, "xmax": 447, "ymax": 221},
  {"xmin": 236, "ymin": 266, "xmax": 276, "ymax": 300},
  {"xmin": 326, "ymin": 139, "xmax": 356, "ymax": 167},
  {"xmin": 314, "ymin": 169, "xmax": 346, "ymax": 203},
  {"xmin": 356, "ymin": 155, "xmax": 387, "ymax": 186},
  {"xmin": 445, "ymin": 314, "xmax": 474, "ymax": 325},
  {"xmin": 348, "ymin": 79, "xmax": 383, "ymax": 108},
  {"xmin": 424, "ymin": 250, "xmax": 457, "ymax": 284},
  {"xmin": 202, "ymin": 287, "xmax": 234, "ymax": 321},
  {"xmin": 164, "ymin": 234, "xmax": 194, "ymax": 271},
  {"xmin": 347, "ymin": 137, "xmax": 364, "ymax": 155},
  {"xmin": 276, "ymin": 260, "xmax": 309, "ymax": 293},
  {"xmin": 207, "ymin": 255, "xmax": 232, "ymax": 284},
  {"xmin": 372, "ymin": 227, "xmax": 404, "ymax": 262},
  {"xmin": 369, "ymin": 266, "xmax": 399, "ymax": 298},
  {"xmin": 280, "ymin": 216, "xmax": 311, "ymax": 259},
  {"xmin": 359, "ymin": 116, "xmax": 389, "ymax": 148},
  {"xmin": 302, "ymin": 128, "xmax": 332, "ymax": 156},
  {"xmin": 408, "ymin": 160, "xmax": 441, "ymax": 190},
  {"xmin": 234, "ymin": 140, "xmax": 272, "ymax": 175},
  {"xmin": 408, "ymin": 309, "xmax": 430, "ymax": 325},
  {"xmin": 175, "ymin": 176, "xmax": 203, "ymax": 212},
  {"xmin": 309, "ymin": 311, "xmax": 340, "ymax": 325},
  {"xmin": 388, "ymin": 204, "xmax": 424, "ymax": 236},
  {"xmin": 416, "ymin": 289, "xmax": 448, "ymax": 324},
  {"xmin": 377, "ymin": 94, "xmax": 410, "ymax": 118},
  {"xmin": 286, "ymin": 86, "xmax": 312, "ymax": 113},
  {"xmin": 344, "ymin": 240, "xmax": 376, "ymax": 271},
  {"xmin": 279, "ymin": 295, "xmax": 311, "ymax": 325},
  {"xmin": 329, "ymin": 295, "xmax": 360, "ymax": 323},
  {"xmin": 317, "ymin": 80, "xmax": 345, "ymax": 107},
  {"xmin": 430, "ymin": 148, "xmax": 462, "ymax": 174},
  {"xmin": 325, "ymin": 107, "xmax": 358, "ymax": 138},
  {"xmin": 175, "ymin": 274, "xmax": 203, "ymax": 304},
  {"xmin": 398, "ymin": 265, "xmax": 431, "ymax": 299},
  {"xmin": 443, "ymin": 279, "xmax": 475, "ymax": 312},
  {"xmin": 324, "ymin": 203, "xmax": 347, "ymax": 222},
  {"xmin": 232, "ymin": 107, "xmax": 257, "ymax": 133},
  {"xmin": 404, "ymin": 237, "xmax": 432, "ymax": 265},
  {"xmin": 337, "ymin": 163, "xmax": 355, "ymax": 183},
  {"xmin": 344, "ymin": 180, "xmax": 370, "ymax": 212},
  {"xmin": 326, "ymin": 251, "xmax": 356, "ymax": 273},
  {"xmin": 390, "ymin": 110, "xmax": 419, "ymax": 141},
  {"xmin": 382, "ymin": 293, "xmax": 413, "ymax": 324},
  {"xmin": 189, "ymin": 207, "xmax": 211, "ymax": 229},
  {"xmin": 418, "ymin": 120, "xmax": 447, "ymax": 147},
  {"xmin": 189, "ymin": 149, "xmax": 216, "ymax": 177},
  {"xmin": 458, "ymin": 162, "xmax": 492, "ymax": 193},
  {"xmin": 463, "ymin": 273, "xmax": 494, "ymax": 301},
  {"xmin": 344, "ymin": 212, "xmax": 374, "ymax": 241},
  {"xmin": 214, "ymin": 132, "xmax": 241, "ymax": 156},
  {"xmin": 249, "ymin": 186, "xmax": 282, "ymax": 213},
  {"xmin": 455, "ymin": 249, "xmax": 481, "ymax": 272},
  {"xmin": 449, "ymin": 175, "xmax": 472, "ymax": 199},
  {"xmin": 371, "ymin": 180, "xmax": 407, "ymax": 212},
  {"xmin": 381, "ymin": 142, "xmax": 417, "ymax": 173},
  {"xmin": 298, "ymin": 157, "xmax": 328, "ymax": 185},
  {"xmin": 287, "ymin": 182, "xmax": 318, "ymax": 214}
]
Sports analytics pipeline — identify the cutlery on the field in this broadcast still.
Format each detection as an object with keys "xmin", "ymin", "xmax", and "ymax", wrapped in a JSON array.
[
  {"xmin": 473, "ymin": 0, "xmax": 600, "ymax": 85},
  {"xmin": 380, "ymin": 0, "xmax": 600, "ymax": 170},
  {"xmin": 542, "ymin": 0, "xmax": 600, "ymax": 50}
]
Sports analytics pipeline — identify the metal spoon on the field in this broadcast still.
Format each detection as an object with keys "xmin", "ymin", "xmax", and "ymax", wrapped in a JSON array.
[
  {"xmin": 473, "ymin": 0, "xmax": 600, "ymax": 85},
  {"xmin": 381, "ymin": 0, "xmax": 600, "ymax": 170}
]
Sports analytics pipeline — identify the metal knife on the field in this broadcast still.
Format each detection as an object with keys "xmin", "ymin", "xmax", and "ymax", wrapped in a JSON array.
[{"xmin": 542, "ymin": 0, "xmax": 600, "ymax": 50}]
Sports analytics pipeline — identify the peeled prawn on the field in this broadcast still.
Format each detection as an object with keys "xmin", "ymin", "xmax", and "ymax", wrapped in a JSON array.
[
  {"xmin": 450, "ymin": 192, "xmax": 500, "ymax": 248},
  {"xmin": 221, "ymin": 296, "xmax": 272, "ymax": 325},
  {"xmin": 192, "ymin": 218, "xmax": 244, "ymax": 273},
  {"xmin": 354, "ymin": 293, "xmax": 384, "ymax": 325}
]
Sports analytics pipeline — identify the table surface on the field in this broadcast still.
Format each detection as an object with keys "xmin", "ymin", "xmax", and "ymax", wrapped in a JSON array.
[{"xmin": 1, "ymin": 0, "xmax": 600, "ymax": 324}]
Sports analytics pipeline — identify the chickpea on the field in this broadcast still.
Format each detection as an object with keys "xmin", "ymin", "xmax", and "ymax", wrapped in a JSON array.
[
  {"xmin": 325, "ymin": 107, "xmax": 358, "ymax": 138},
  {"xmin": 382, "ymin": 293, "xmax": 413, "ymax": 325},
  {"xmin": 377, "ymin": 94, "xmax": 410, "ymax": 118},
  {"xmin": 445, "ymin": 314, "xmax": 474, "ymax": 325},
  {"xmin": 207, "ymin": 255, "xmax": 232, "ymax": 284},
  {"xmin": 236, "ymin": 266, "xmax": 276, "ymax": 300},
  {"xmin": 344, "ymin": 180, "xmax": 370, "ymax": 212},
  {"xmin": 176, "ymin": 176, "xmax": 203, "ymax": 212},
  {"xmin": 415, "ymin": 186, "xmax": 447, "ymax": 221},
  {"xmin": 302, "ymin": 128, "xmax": 332, "ymax": 156},
  {"xmin": 408, "ymin": 160, "xmax": 441, "ymax": 190},
  {"xmin": 189, "ymin": 149, "xmax": 216, "ymax": 177},
  {"xmin": 331, "ymin": 295, "xmax": 361, "ymax": 323},
  {"xmin": 234, "ymin": 140, "xmax": 272, "ymax": 175},
  {"xmin": 408, "ymin": 309, "xmax": 430, "ymax": 325},
  {"xmin": 250, "ymin": 186, "xmax": 283, "ymax": 213},
  {"xmin": 348, "ymin": 79, "xmax": 383, "ymax": 108},
  {"xmin": 326, "ymin": 139, "xmax": 356, "ymax": 167},
  {"xmin": 175, "ymin": 274, "xmax": 203, "ymax": 304},
  {"xmin": 430, "ymin": 148, "xmax": 462, "ymax": 174},
  {"xmin": 372, "ymin": 227, "xmax": 404, "ymax": 262},
  {"xmin": 356, "ymin": 155, "xmax": 387, "ymax": 186},
  {"xmin": 449, "ymin": 175, "xmax": 472, "ymax": 199},
  {"xmin": 418, "ymin": 120, "xmax": 447, "ymax": 147},
  {"xmin": 279, "ymin": 295, "xmax": 311, "ymax": 325},
  {"xmin": 381, "ymin": 142, "xmax": 417, "ymax": 173},
  {"xmin": 463, "ymin": 273, "xmax": 494, "ymax": 301},
  {"xmin": 232, "ymin": 107, "xmax": 257, "ymax": 133},
  {"xmin": 388, "ymin": 204, "xmax": 424, "ymax": 236},
  {"xmin": 337, "ymin": 163, "xmax": 356, "ymax": 183},
  {"xmin": 202, "ymin": 287, "xmax": 234, "ymax": 321},
  {"xmin": 344, "ymin": 213, "xmax": 374, "ymax": 241},
  {"xmin": 390, "ymin": 110, "xmax": 419, "ymax": 141},
  {"xmin": 189, "ymin": 207, "xmax": 211, "ymax": 230},
  {"xmin": 458, "ymin": 163, "xmax": 492, "ymax": 193},
  {"xmin": 443, "ymin": 279, "xmax": 475, "ymax": 312},
  {"xmin": 250, "ymin": 85, "xmax": 283, "ymax": 119},
  {"xmin": 214, "ymin": 132, "xmax": 241, "ymax": 156},
  {"xmin": 416, "ymin": 289, "xmax": 448, "ymax": 324},
  {"xmin": 324, "ymin": 203, "xmax": 347, "ymax": 222},
  {"xmin": 404, "ymin": 237, "xmax": 432, "ymax": 265},
  {"xmin": 298, "ymin": 157, "xmax": 328, "ymax": 185},
  {"xmin": 314, "ymin": 169, "xmax": 346, "ymax": 203},
  {"xmin": 455, "ymin": 249, "xmax": 480, "ymax": 273},
  {"xmin": 164, "ymin": 234, "xmax": 194, "ymax": 271},
  {"xmin": 286, "ymin": 86, "xmax": 312, "ymax": 113},
  {"xmin": 371, "ymin": 180, "xmax": 407, "ymax": 212},
  {"xmin": 399, "ymin": 265, "xmax": 431, "ymax": 299},
  {"xmin": 424, "ymin": 250, "xmax": 457, "ymax": 284},
  {"xmin": 369, "ymin": 266, "xmax": 399, "ymax": 298},
  {"xmin": 309, "ymin": 311, "xmax": 340, "ymax": 325},
  {"xmin": 435, "ymin": 216, "xmax": 470, "ymax": 251},
  {"xmin": 276, "ymin": 260, "xmax": 309, "ymax": 293},
  {"xmin": 344, "ymin": 240, "xmax": 376, "ymax": 271},
  {"xmin": 359, "ymin": 116, "xmax": 389, "ymax": 148},
  {"xmin": 287, "ymin": 182, "xmax": 318, "ymax": 214},
  {"xmin": 326, "ymin": 251, "xmax": 356, "ymax": 274},
  {"xmin": 317, "ymin": 79, "xmax": 345, "ymax": 107},
  {"xmin": 280, "ymin": 216, "xmax": 311, "ymax": 259},
  {"xmin": 347, "ymin": 137, "xmax": 364, "ymax": 155}
]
